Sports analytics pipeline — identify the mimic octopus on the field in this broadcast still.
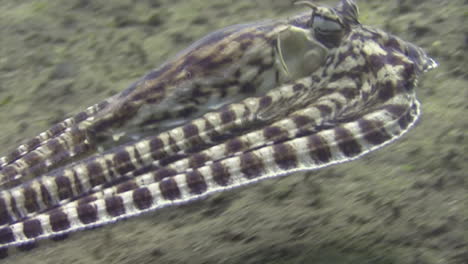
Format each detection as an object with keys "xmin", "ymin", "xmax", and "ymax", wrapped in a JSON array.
[{"xmin": 0, "ymin": 0, "xmax": 437, "ymax": 256}]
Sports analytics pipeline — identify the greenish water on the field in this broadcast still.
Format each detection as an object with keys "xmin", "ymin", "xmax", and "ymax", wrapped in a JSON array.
[{"xmin": 0, "ymin": 0, "xmax": 466, "ymax": 263}]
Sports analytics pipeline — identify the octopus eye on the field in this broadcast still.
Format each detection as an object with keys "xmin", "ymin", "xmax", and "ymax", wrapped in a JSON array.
[
  {"xmin": 312, "ymin": 15, "xmax": 344, "ymax": 48},
  {"xmin": 313, "ymin": 15, "xmax": 342, "ymax": 33}
]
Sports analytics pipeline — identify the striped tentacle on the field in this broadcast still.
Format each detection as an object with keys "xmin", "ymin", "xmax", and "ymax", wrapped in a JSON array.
[
  {"xmin": 0, "ymin": 76, "xmax": 317, "ymax": 227},
  {"xmin": 0, "ymin": 92, "xmax": 420, "ymax": 249},
  {"xmin": 111, "ymin": 78, "xmax": 413, "ymax": 197},
  {"xmin": 149, "ymin": 74, "xmax": 366, "ymax": 173},
  {"xmin": 164, "ymin": 94, "xmax": 352, "ymax": 172},
  {"xmin": 59, "ymin": 82, "xmax": 365, "ymax": 202},
  {"xmin": 81, "ymin": 87, "xmax": 353, "ymax": 194},
  {"xmin": 0, "ymin": 100, "xmax": 111, "ymax": 188}
]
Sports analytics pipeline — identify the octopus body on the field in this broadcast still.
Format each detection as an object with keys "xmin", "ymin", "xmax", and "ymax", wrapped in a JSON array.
[{"xmin": 0, "ymin": 0, "xmax": 436, "ymax": 255}]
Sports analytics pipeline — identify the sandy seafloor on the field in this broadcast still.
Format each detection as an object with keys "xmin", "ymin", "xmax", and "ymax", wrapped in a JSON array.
[{"xmin": 0, "ymin": 0, "xmax": 466, "ymax": 263}]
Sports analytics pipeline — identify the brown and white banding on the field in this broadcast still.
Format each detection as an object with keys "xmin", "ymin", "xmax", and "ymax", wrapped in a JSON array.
[
  {"xmin": 0, "ymin": 93, "xmax": 420, "ymax": 249},
  {"xmin": 0, "ymin": 77, "xmax": 317, "ymax": 227},
  {"xmin": 0, "ymin": 42, "xmax": 420, "ymax": 227},
  {"xmin": 166, "ymin": 98, "xmax": 345, "ymax": 173},
  {"xmin": 0, "ymin": 101, "xmax": 110, "ymax": 187}
]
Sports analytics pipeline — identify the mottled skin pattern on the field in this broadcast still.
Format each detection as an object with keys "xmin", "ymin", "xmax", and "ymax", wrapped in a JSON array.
[{"xmin": 0, "ymin": 0, "xmax": 436, "ymax": 257}]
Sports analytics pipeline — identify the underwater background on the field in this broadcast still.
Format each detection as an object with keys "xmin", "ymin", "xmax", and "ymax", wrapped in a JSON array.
[{"xmin": 0, "ymin": 0, "xmax": 466, "ymax": 263}]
